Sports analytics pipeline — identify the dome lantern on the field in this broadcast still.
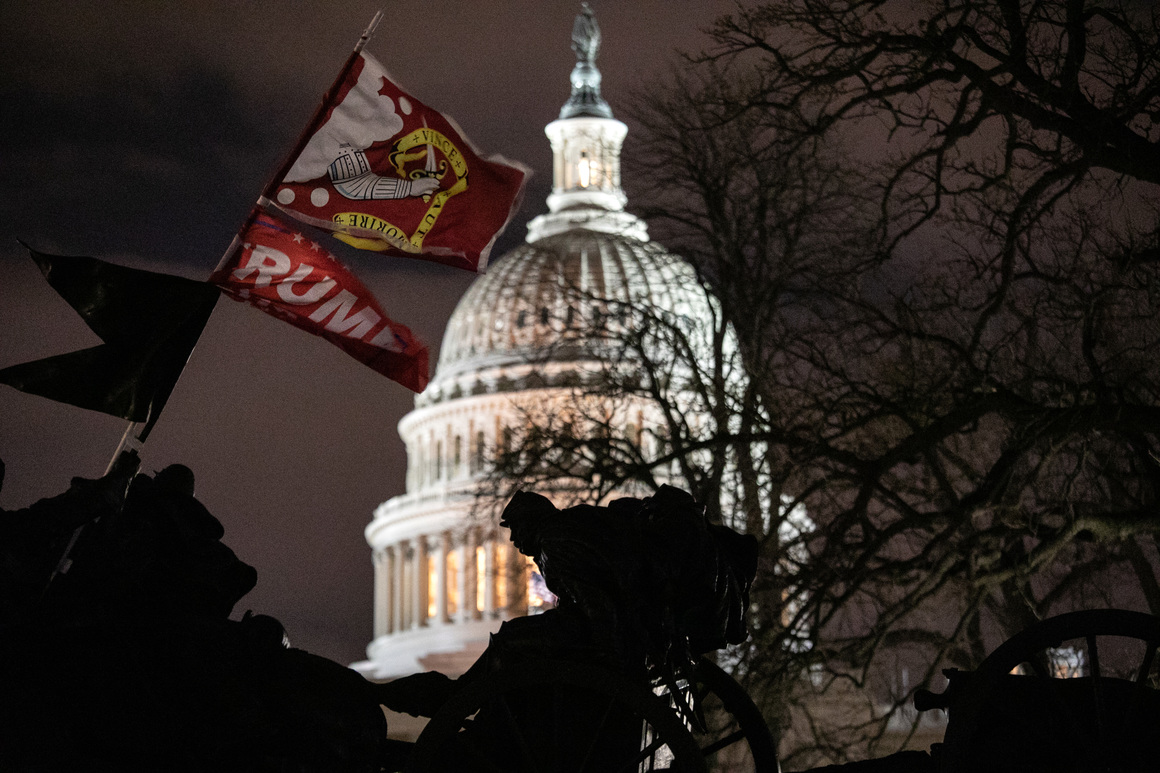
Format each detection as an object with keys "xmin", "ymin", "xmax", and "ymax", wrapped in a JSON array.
[{"xmin": 526, "ymin": 4, "xmax": 648, "ymax": 243}]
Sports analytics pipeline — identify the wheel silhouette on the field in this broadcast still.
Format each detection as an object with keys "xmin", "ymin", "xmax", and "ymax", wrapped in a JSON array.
[
  {"xmin": 935, "ymin": 609, "xmax": 1160, "ymax": 773},
  {"xmin": 677, "ymin": 658, "xmax": 780, "ymax": 772}
]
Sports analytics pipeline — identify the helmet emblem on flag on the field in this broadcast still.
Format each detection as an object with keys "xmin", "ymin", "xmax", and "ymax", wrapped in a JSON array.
[
  {"xmin": 329, "ymin": 126, "xmax": 469, "ymax": 253},
  {"xmin": 269, "ymin": 51, "xmax": 527, "ymax": 272}
]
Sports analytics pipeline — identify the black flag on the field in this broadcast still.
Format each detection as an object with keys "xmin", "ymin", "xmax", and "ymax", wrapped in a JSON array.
[{"xmin": 0, "ymin": 246, "xmax": 219, "ymax": 440}]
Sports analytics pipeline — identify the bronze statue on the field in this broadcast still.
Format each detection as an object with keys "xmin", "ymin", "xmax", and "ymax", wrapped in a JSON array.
[
  {"xmin": 0, "ymin": 461, "xmax": 388, "ymax": 772},
  {"xmin": 560, "ymin": 2, "xmax": 613, "ymax": 119},
  {"xmin": 571, "ymin": 2, "xmax": 600, "ymax": 65},
  {"xmin": 381, "ymin": 485, "xmax": 758, "ymax": 718}
]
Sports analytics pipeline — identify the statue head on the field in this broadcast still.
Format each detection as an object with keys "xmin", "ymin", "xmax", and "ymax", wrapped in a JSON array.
[
  {"xmin": 500, "ymin": 490, "xmax": 557, "ymax": 557},
  {"xmin": 154, "ymin": 463, "xmax": 196, "ymax": 498}
]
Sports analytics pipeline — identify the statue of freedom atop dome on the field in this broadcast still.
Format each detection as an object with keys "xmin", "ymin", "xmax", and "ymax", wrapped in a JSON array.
[
  {"xmin": 561, "ymin": 3, "xmax": 613, "ymax": 120},
  {"xmin": 572, "ymin": 3, "xmax": 601, "ymax": 65}
]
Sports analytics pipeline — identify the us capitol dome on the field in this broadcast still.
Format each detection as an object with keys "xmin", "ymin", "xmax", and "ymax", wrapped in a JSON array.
[{"xmin": 354, "ymin": 5, "xmax": 717, "ymax": 686}]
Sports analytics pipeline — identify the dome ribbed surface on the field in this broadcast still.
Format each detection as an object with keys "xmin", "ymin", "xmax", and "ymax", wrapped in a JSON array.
[{"xmin": 431, "ymin": 229, "xmax": 705, "ymax": 387}]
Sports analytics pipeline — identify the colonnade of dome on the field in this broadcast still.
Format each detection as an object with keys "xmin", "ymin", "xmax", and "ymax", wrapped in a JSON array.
[{"xmin": 369, "ymin": 526, "xmax": 537, "ymax": 642}]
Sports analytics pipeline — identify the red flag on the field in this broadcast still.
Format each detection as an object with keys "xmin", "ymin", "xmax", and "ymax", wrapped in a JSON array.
[
  {"xmin": 265, "ymin": 52, "xmax": 528, "ymax": 273},
  {"xmin": 211, "ymin": 213, "xmax": 429, "ymax": 392}
]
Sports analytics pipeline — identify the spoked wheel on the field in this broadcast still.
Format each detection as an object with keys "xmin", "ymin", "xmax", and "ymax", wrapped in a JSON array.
[
  {"xmin": 937, "ymin": 609, "xmax": 1160, "ymax": 773},
  {"xmin": 404, "ymin": 659, "xmax": 709, "ymax": 773},
  {"xmin": 673, "ymin": 658, "xmax": 779, "ymax": 772}
]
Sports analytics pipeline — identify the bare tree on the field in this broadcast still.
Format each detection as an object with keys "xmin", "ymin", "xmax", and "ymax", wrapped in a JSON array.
[{"xmin": 480, "ymin": 0, "xmax": 1160, "ymax": 767}]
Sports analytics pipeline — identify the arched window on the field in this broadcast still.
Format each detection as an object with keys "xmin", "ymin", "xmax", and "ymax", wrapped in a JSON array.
[
  {"xmin": 496, "ymin": 423, "xmax": 513, "ymax": 459},
  {"xmin": 473, "ymin": 430, "xmax": 486, "ymax": 472}
]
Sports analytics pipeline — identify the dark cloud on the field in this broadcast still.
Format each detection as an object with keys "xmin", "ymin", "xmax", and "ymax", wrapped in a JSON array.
[{"xmin": 1, "ymin": 68, "xmax": 279, "ymax": 268}]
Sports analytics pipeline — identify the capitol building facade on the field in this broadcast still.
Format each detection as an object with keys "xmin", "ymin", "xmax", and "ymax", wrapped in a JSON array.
[
  {"xmin": 349, "ymin": 10, "xmax": 950, "ymax": 763},
  {"xmin": 353, "ymin": 7, "xmax": 721, "ymax": 684}
]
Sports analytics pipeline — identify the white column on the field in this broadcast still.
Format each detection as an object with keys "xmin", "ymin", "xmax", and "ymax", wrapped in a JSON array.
[
  {"xmin": 393, "ymin": 541, "xmax": 406, "ymax": 632},
  {"xmin": 372, "ymin": 549, "xmax": 389, "ymax": 638},
  {"xmin": 435, "ymin": 531, "xmax": 450, "ymax": 624},
  {"xmin": 446, "ymin": 424, "xmax": 455, "ymax": 480},
  {"xmin": 467, "ymin": 419, "xmax": 477, "ymax": 474},
  {"xmin": 385, "ymin": 546, "xmax": 396, "ymax": 634},
  {"xmin": 412, "ymin": 536, "xmax": 429, "ymax": 629},
  {"xmin": 483, "ymin": 536, "xmax": 496, "ymax": 619},
  {"xmin": 457, "ymin": 529, "xmax": 473, "ymax": 623}
]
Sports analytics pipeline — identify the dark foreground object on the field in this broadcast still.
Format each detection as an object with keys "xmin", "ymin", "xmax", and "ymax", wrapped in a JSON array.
[
  {"xmin": 917, "ymin": 609, "xmax": 1160, "ymax": 773},
  {"xmin": 2, "ymin": 616, "xmax": 387, "ymax": 772},
  {"xmin": 0, "ymin": 460, "xmax": 388, "ymax": 772},
  {"xmin": 384, "ymin": 485, "xmax": 772, "ymax": 772},
  {"xmin": 2, "ymin": 466, "xmax": 770, "ymax": 772},
  {"xmin": 805, "ymin": 610, "xmax": 1160, "ymax": 773}
]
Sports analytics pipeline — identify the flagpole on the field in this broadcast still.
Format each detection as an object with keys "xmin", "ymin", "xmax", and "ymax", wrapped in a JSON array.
[
  {"xmin": 259, "ymin": 7, "xmax": 383, "ymax": 202},
  {"xmin": 213, "ymin": 10, "xmax": 385, "ymax": 276},
  {"xmin": 105, "ymin": 420, "xmax": 143, "ymax": 471},
  {"xmin": 40, "ymin": 423, "xmax": 142, "ymax": 598}
]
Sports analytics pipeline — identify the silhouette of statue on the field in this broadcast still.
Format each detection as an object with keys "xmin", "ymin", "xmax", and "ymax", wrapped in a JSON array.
[
  {"xmin": 372, "ymin": 485, "xmax": 758, "ymax": 772},
  {"xmin": 501, "ymin": 485, "xmax": 758, "ymax": 675},
  {"xmin": 379, "ymin": 486, "xmax": 758, "ymax": 724},
  {"xmin": 0, "ymin": 455, "xmax": 134, "ymax": 626},
  {"xmin": 0, "ymin": 460, "xmax": 391, "ymax": 773}
]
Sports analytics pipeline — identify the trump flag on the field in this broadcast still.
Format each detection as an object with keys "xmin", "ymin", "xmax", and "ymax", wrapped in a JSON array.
[
  {"xmin": 212, "ymin": 213, "xmax": 429, "ymax": 392},
  {"xmin": 264, "ymin": 52, "xmax": 528, "ymax": 273}
]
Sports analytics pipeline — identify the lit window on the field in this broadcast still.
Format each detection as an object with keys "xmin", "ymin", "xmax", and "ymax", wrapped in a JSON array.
[
  {"xmin": 578, "ymin": 150, "xmax": 591, "ymax": 188},
  {"xmin": 447, "ymin": 549, "xmax": 460, "ymax": 615},
  {"xmin": 427, "ymin": 554, "xmax": 437, "ymax": 619},
  {"xmin": 476, "ymin": 545, "xmax": 487, "ymax": 612},
  {"xmin": 494, "ymin": 542, "xmax": 508, "ymax": 607}
]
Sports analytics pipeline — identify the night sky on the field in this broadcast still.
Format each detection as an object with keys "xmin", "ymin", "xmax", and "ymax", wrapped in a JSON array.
[{"xmin": 0, "ymin": 1, "xmax": 737, "ymax": 665}]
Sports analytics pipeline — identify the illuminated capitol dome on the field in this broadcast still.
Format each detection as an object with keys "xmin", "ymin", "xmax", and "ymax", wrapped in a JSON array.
[{"xmin": 355, "ymin": 6, "xmax": 714, "ymax": 682}]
